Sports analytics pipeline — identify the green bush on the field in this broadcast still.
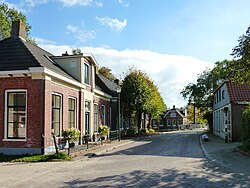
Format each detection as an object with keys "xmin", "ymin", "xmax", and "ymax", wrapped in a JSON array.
[
  {"xmin": 241, "ymin": 105, "xmax": 250, "ymax": 144},
  {"xmin": 98, "ymin": 125, "xmax": 109, "ymax": 136},
  {"xmin": 124, "ymin": 129, "xmax": 136, "ymax": 137},
  {"xmin": 149, "ymin": 128, "xmax": 155, "ymax": 133},
  {"xmin": 63, "ymin": 128, "xmax": 81, "ymax": 142}
]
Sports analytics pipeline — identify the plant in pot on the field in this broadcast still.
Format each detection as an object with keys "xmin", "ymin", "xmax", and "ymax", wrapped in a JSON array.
[
  {"xmin": 98, "ymin": 125, "xmax": 109, "ymax": 142},
  {"xmin": 63, "ymin": 127, "xmax": 81, "ymax": 154}
]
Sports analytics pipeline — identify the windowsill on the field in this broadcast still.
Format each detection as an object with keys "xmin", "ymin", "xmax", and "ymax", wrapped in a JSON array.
[{"xmin": 2, "ymin": 138, "xmax": 26, "ymax": 142}]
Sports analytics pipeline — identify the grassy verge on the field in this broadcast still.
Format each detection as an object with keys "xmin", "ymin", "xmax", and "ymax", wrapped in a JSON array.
[{"xmin": 0, "ymin": 152, "xmax": 71, "ymax": 162}]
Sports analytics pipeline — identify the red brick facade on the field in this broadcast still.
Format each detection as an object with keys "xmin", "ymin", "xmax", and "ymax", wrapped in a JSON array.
[{"xmin": 0, "ymin": 76, "xmax": 110, "ymax": 155}]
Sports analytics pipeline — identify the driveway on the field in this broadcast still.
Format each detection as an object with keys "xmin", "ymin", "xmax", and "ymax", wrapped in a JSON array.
[{"xmin": 0, "ymin": 130, "xmax": 249, "ymax": 187}]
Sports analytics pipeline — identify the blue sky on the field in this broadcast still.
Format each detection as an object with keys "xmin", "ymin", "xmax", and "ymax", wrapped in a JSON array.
[{"xmin": 2, "ymin": 0, "xmax": 250, "ymax": 107}]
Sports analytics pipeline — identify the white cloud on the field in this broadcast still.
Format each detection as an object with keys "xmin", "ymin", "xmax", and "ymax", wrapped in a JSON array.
[
  {"xmin": 22, "ymin": 0, "xmax": 48, "ymax": 7},
  {"xmin": 37, "ymin": 39, "xmax": 213, "ymax": 108},
  {"xmin": 57, "ymin": 0, "xmax": 93, "ymax": 7},
  {"xmin": 96, "ymin": 17, "xmax": 127, "ymax": 32},
  {"xmin": 118, "ymin": 0, "xmax": 129, "ymax": 7},
  {"xmin": 66, "ymin": 24, "xmax": 96, "ymax": 42}
]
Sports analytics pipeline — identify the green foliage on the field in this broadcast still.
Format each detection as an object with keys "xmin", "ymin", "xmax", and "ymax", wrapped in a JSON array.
[
  {"xmin": 148, "ymin": 128, "xmax": 155, "ymax": 133},
  {"xmin": 63, "ymin": 128, "xmax": 81, "ymax": 142},
  {"xmin": 98, "ymin": 125, "xmax": 109, "ymax": 136},
  {"xmin": 229, "ymin": 27, "xmax": 250, "ymax": 84},
  {"xmin": 0, "ymin": 3, "xmax": 32, "ymax": 41},
  {"xmin": 0, "ymin": 152, "xmax": 71, "ymax": 162},
  {"xmin": 241, "ymin": 106, "xmax": 250, "ymax": 146},
  {"xmin": 99, "ymin": 67, "xmax": 117, "ymax": 81}
]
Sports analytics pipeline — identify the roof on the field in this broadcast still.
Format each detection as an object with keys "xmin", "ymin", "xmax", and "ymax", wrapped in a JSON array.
[
  {"xmin": 163, "ymin": 108, "xmax": 185, "ymax": 118},
  {"xmin": 226, "ymin": 81, "xmax": 250, "ymax": 102},
  {"xmin": 95, "ymin": 74, "xmax": 120, "ymax": 97},
  {"xmin": 0, "ymin": 36, "xmax": 76, "ymax": 81}
]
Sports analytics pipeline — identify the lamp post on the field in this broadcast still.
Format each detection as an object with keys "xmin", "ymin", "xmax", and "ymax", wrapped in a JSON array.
[
  {"xmin": 188, "ymin": 99, "xmax": 196, "ymax": 125},
  {"xmin": 117, "ymin": 86, "xmax": 121, "ymax": 141}
]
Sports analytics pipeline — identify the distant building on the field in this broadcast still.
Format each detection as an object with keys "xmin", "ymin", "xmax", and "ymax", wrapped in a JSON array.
[{"xmin": 163, "ymin": 105, "xmax": 188, "ymax": 129}]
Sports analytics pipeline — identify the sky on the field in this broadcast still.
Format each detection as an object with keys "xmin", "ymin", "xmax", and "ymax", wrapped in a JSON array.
[{"xmin": 2, "ymin": 0, "xmax": 250, "ymax": 108}]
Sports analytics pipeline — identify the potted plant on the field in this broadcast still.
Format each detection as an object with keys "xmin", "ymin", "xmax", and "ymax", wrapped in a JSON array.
[
  {"xmin": 98, "ymin": 125, "xmax": 109, "ymax": 141},
  {"xmin": 63, "ymin": 127, "xmax": 81, "ymax": 152}
]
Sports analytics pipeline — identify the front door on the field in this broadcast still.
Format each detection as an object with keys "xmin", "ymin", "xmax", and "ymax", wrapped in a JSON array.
[{"xmin": 85, "ymin": 112, "xmax": 90, "ymax": 135}]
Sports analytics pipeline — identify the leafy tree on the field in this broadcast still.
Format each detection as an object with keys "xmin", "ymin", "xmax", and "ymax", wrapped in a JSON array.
[
  {"xmin": 180, "ymin": 60, "xmax": 231, "ymax": 129},
  {"xmin": 0, "ymin": 3, "xmax": 32, "ymax": 41},
  {"xmin": 229, "ymin": 27, "xmax": 250, "ymax": 84},
  {"xmin": 241, "ymin": 105, "xmax": 250, "ymax": 151},
  {"xmin": 99, "ymin": 66, "xmax": 117, "ymax": 81},
  {"xmin": 144, "ymin": 78, "xmax": 166, "ymax": 128},
  {"xmin": 121, "ymin": 68, "xmax": 151, "ymax": 132}
]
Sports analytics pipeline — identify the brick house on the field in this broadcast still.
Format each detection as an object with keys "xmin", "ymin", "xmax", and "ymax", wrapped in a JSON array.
[
  {"xmin": 213, "ymin": 79, "xmax": 250, "ymax": 142},
  {"xmin": 163, "ymin": 105, "xmax": 188, "ymax": 129},
  {"xmin": 0, "ymin": 20, "xmax": 117, "ymax": 155}
]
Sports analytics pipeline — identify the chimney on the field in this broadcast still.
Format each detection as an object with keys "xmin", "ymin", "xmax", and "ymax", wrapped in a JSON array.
[
  {"xmin": 173, "ymin": 105, "xmax": 175, "ymax": 109},
  {"xmin": 114, "ymin": 79, "xmax": 120, "ymax": 85},
  {"xmin": 11, "ymin": 20, "xmax": 26, "ymax": 39}
]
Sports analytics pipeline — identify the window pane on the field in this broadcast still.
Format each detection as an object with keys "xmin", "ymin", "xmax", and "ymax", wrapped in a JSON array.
[
  {"xmin": 53, "ymin": 123, "xmax": 60, "ymax": 136},
  {"xmin": 17, "ymin": 93, "xmax": 26, "ymax": 106},
  {"xmin": 8, "ymin": 93, "xmax": 15, "ymax": 106}
]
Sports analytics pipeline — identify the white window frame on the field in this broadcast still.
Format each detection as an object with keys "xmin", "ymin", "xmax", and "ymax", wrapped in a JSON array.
[
  {"xmin": 70, "ymin": 60, "xmax": 76, "ymax": 68},
  {"xmin": 68, "ymin": 97, "xmax": 77, "ymax": 129},
  {"xmin": 4, "ymin": 89, "xmax": 27, "ymax": 141},
  {"xmin": 52, "ymin": 93, "xmax": 63, "ymax": 137},
  {"xmin": 84, "ymin": 63, "xmax": 90, "ymax": 85},
  {"xmin": 94, "ymin": 103, "xmax": 99, "ymax": 132},
  {"xmin": 101, "ymin": 105, "xmax": 106, "ymax": 125}
]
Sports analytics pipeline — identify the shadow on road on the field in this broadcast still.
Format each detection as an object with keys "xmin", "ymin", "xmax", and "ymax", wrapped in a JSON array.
[{"xmin": 63, "ymin": 165, "xmax": 250, "ymax": 187}]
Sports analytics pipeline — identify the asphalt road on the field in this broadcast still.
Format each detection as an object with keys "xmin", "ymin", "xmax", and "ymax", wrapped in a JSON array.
[{"xmin": 1, "ymin": 130, "xmax": 250, "ymax": 187}]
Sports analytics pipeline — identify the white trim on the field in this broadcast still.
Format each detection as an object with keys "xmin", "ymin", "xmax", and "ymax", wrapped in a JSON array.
[
  {"xmin": 29, "ymin": 67, "xmax": 86, "ymax": 89},
  {"xmin": 68, "ymin": 97, "xmax": 77, "ymax": 129},
  {"xmin": 84, "ymin": 63, "xmax": 90, "ymax": 85},
  {"xmin": 4, "ymin": 89, "xmax": 27, "ymax": 141},
  {"xmin": 101, "ymin": 105, "xmax": 106, "ymax": 125},
  {"xmin": 94, "ymin": 88, "xmax": 112, "ymax": 99},
  {"xmin": 52, "ymin": 93, "xmax": 63, "ymax": 137}
]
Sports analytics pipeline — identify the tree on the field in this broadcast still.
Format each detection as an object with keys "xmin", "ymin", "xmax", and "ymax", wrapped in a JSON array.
[
  {"xmin": 180, "ymin": 60, "xmax": 231, "ymax": 129},
  {"xmin": 99, "ymin": 66, "xmax": 117, "ymax": 81},
  {"xmin": 0, "ymin": 3, "xmax": 32, "ymax": 41},
  {"xmin": 229, "ymin": 26, "xmax": 250, "ymax": 84},
  {"xmin": 121, "ymin": 68, "xmax": 151, "ymax": 132},
  {"xmin": 144, "ymin": 78, "xmax": 166, "ymax": 128}
]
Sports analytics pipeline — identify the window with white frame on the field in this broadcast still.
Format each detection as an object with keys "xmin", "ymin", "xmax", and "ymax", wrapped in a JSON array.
[
  {"xmin": 94, "ymin": 104, "xmax": 98, "ymax": 132},
  {"xmin": 84, "ymin": 63, "xmax": 90, "ymax": 85},
  {"xmin": 68, "ymin": 98, "xmax": 76, "ymax": 128},
  {"xmin": 5, "ymin": 91, "xmax": 27, "ymax": 139},
  {"xmin": 101, "ymin": 105, "xmax": 106, "ymax": 125},
  {"xmin": 52, "ymin": 94, "xmax": 62, "ymax": 136}
]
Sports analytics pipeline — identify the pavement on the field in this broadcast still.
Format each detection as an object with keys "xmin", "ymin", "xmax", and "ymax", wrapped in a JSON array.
[{"xmin": 199, "ymin": 132, "xmax": 250, "ymax": 175}]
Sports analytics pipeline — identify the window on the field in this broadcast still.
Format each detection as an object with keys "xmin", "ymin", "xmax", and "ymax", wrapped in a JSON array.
[
  {"xmin": 68, "ymin": 98, "xmax": 76, "ymax": 128},
  {"xmin": 52, "ymin": 94, "xmax": 62, "ymax": 137},
  {"xmin": 222, "ymin": 90, "xmax": 225, "ymax": 100},
  {"xmin": 6, "ymin": 91, "xmax": 26, "ymax": 139},
  {"xmin": 84, "ymin": 63, "xmax": 90, "ymax": 85},
  {"xmin": 85, "ymin": 101, "xmax": 91, "ymax": 135},
  {"xmin": 94, "ymin": 104, "xmax": 98, "ymax": 132},
  {"xmin": 101, "ymin": 105, "xmax": 106, "ymax": 125},
  {"xmin": 70, "ymin": 60, "xmax": 76, "ymax": 68}
]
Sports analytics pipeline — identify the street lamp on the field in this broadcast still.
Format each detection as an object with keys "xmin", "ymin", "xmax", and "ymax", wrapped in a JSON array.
[
  {"xmin": 188, "ymin": 98, "xmax": 196, "ymax": 125},
  {"xmin": 117, "ymin": 86, "xmax": 121, "ymax": 141}
]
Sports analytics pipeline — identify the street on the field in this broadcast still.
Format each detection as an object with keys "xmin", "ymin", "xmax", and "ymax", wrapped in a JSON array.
[{"xmin": 1, "ymin": 130, "xmax": 250, "ymax": 187}]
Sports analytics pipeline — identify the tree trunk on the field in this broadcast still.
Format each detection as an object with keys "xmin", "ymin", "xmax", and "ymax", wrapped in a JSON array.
[
  {"xmin": 148, "ymin": 116, "xmax": 152, "ymax": 129},
  {"xmin": 137, "ymin": 112, "xmax": 142, "ymax": 133},
  {"xmin": 143, "ymin": 113, "xmax": 146, "ymax": 129}
]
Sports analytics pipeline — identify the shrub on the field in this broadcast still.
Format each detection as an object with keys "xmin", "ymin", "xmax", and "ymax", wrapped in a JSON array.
[
  {"xmin": 63, "ymin": 127, "xmax": 81, "ymax": 142},
  {"xmin": 98, "ymin": 125, "xmax": 109, "ymax": 136},
  {"xmin": 149, "ymin": 128, "xmax": 155, "ymax": 133},
  {"xmin": 241, "ymin": 105, "xmax": 250, "ymax": 144}
]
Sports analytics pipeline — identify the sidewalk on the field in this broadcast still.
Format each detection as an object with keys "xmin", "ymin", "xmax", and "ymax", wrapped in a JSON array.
[{"xmin": 200, "ymin": 132, "xmax": 250, "ymax": 175}]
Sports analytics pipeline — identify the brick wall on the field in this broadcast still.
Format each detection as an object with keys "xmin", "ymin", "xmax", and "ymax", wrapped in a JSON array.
[
  {"xmin": 93, "ymin": 96, "xmax": 110, "ymax": 127},
  {"xmin": 0, "ymin": 77, "xmax": 44, "ymax": 149}
]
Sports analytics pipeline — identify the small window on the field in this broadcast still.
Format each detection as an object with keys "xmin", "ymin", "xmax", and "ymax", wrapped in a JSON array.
[
  {"xmin": 68, "ymin": 98, "xmax": 76, "ymax": 128},
  {"xmin": 222, "ymin": 90, "xmax": 225, "ymax": 100},
  {"xmin": 70, "ymin": 60, "xmax": 76, "ymax": 68},
  {"xmin": 101, "ymin": 105, "xmax": 106, "ymax": 125},
  {"xmin": 6, "ymin": 91, "xmax": 27, "ymax": 139},
  {"xmin": 52, "ymin": 94, "xmax": 62, "ymax": 137},
  {"xmin": 94, "ymin": 104, "xmax": 98, "ymax": 132},
  {"xmin": 84, "ymin": 63, "xmax": 90, "ymax": 85}
]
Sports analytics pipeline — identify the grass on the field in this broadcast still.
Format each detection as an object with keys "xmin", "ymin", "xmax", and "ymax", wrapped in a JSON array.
[{"xmin": 0, "ymin": 152, "xmax": 71, "ymax": 163}]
